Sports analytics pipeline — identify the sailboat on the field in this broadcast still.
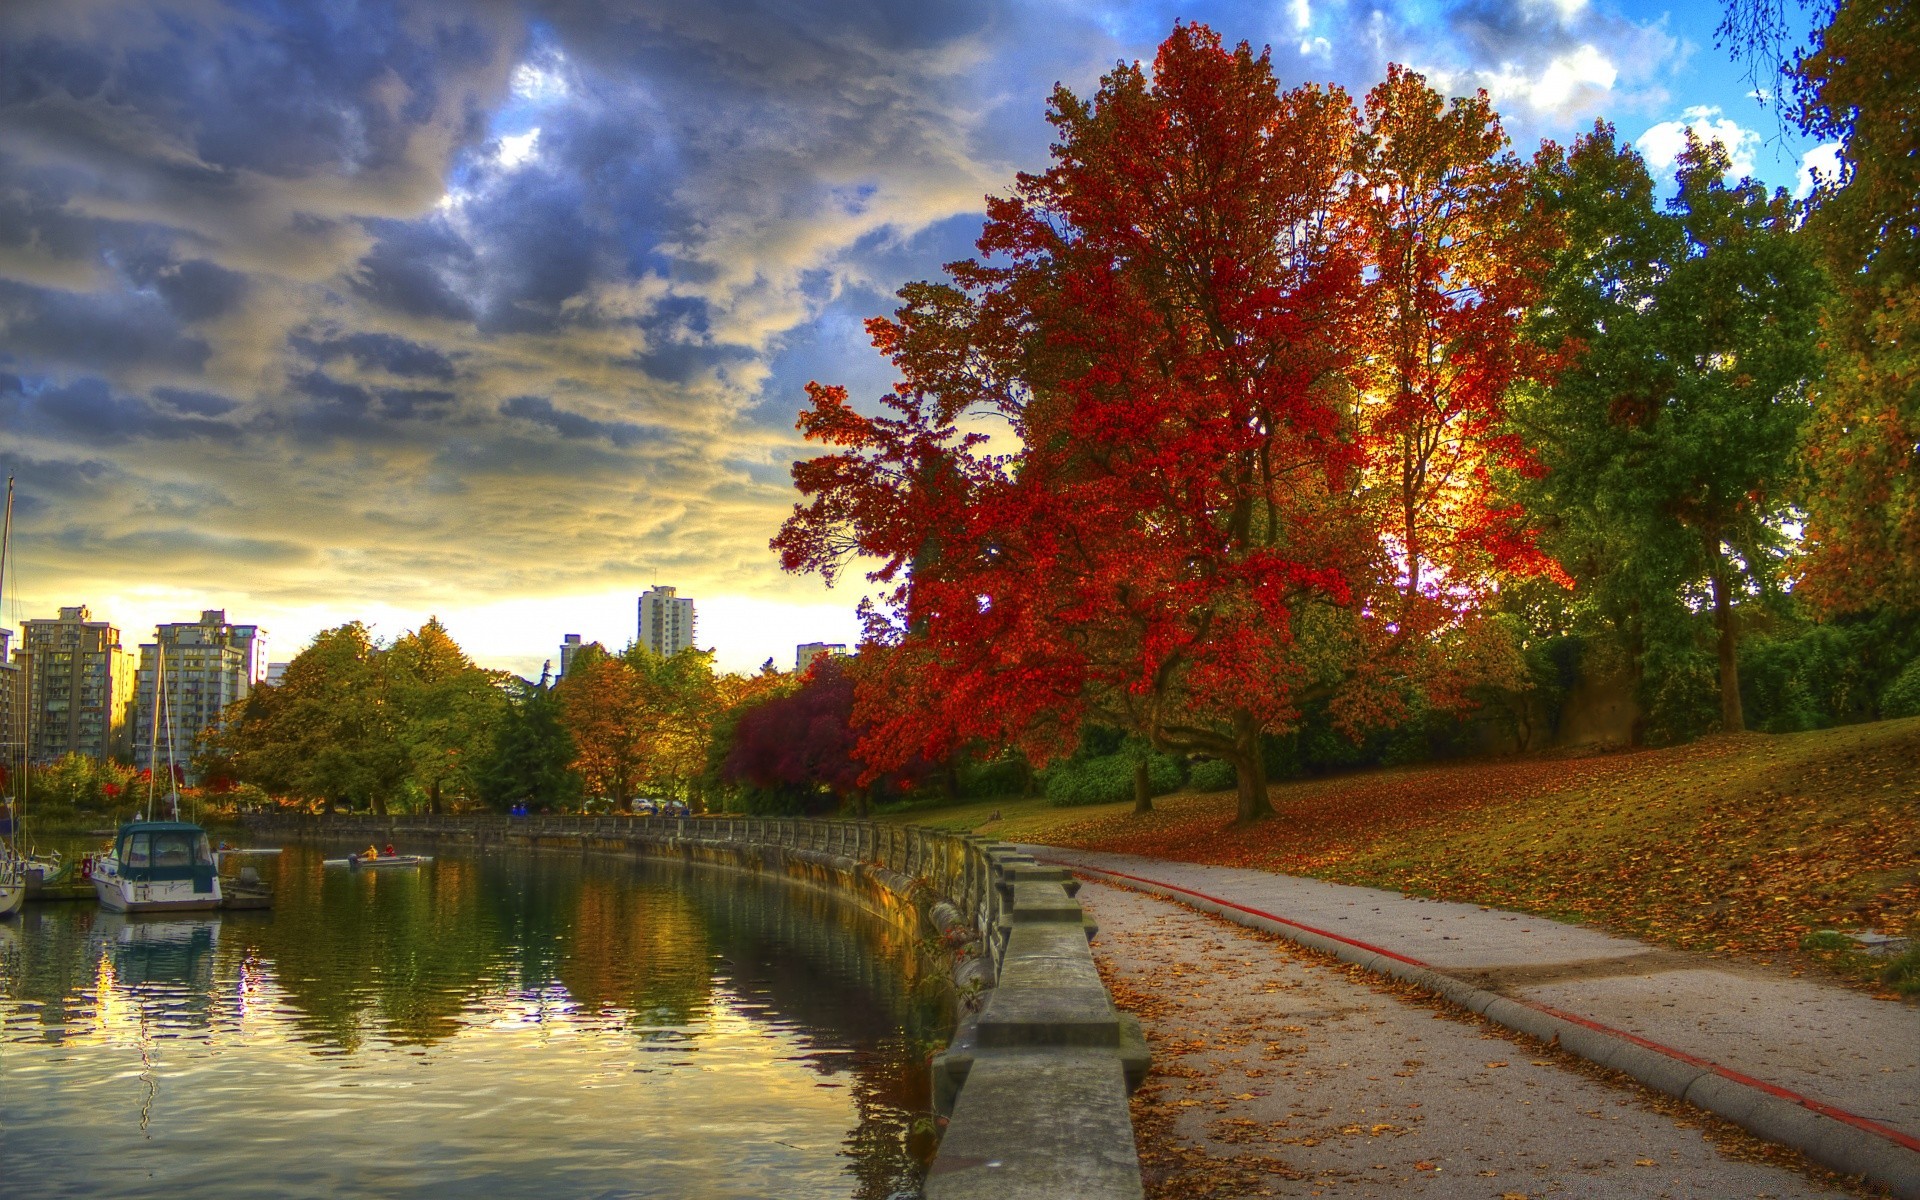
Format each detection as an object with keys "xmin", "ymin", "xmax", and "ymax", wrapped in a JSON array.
[
  {"xmin": 91, "ymin": 637, "xmax": 223, "ymax": 913},
  {"xmin": 1, "ymin": 479, "xmax": 27, "ymax": 918}
]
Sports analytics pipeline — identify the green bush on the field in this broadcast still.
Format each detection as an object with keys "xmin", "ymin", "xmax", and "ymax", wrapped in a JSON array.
[
  {"xmin": 960, "ymin": 756, "xmax": 1031, "ymax": 798},
  {"xmin": 1882, "ymin": 657, "xmax": 1920, "ymax": 720},
  {"xmin": 1045, "ymin": 754, "xmax": 1183, "ymax": 807},
  {"xmin": 1884, "ymin": 946, "xmax": 1920, "ymax": 995},
  {"xmin": 1186, "ymin": 758, "xmax": 1236, "ymax": 792},
  {"xmin": 1639, "ymin": 643, "xmax": 1720, "ymax": 745}
]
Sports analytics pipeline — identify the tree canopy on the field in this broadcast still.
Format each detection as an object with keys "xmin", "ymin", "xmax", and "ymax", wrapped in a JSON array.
[{"xmin": 775, "ymin": 26, "xmax": 1563, "ymax": 821}]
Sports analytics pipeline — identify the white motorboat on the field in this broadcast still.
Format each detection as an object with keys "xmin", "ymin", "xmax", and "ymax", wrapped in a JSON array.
[
  {"xmin": 0, "ymin": 850, "xmax": 23, "ymax": 918},
  {"xmin": 92, "ymin": 821, "xmax": 224, "ymax": 913}
]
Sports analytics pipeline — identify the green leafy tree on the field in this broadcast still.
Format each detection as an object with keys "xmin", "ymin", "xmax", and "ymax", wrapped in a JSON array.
[
  {"xmin": 621, "ymin": 644, "xmax": 723, "ymax": 803},
  {"xmin": 208, "ymin": 623, "xmax": 408, "ymax": 811},
  {"xmin": 477, "ymin": 669, "xmax": 581, "ymax": 811},
  {"xmin": 386, "ymin": 617, "xmax": 509, "ymax": 812},
  {"xmin": 1513, "ymin": 126, "xmax": 1825, "ymax": 735}
]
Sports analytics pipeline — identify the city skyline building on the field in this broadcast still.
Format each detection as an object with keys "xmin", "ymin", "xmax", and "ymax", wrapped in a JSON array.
[
  {"xmin": 795, "ymin": 642, "xmax": 847, "ymax": 673},
  {"xmin": 0, "ymin": 629, "xmax": 20, "ymax": 769},
  {"xmin": 558, "ymin": 633, "xmax": 584, "ymax": 677},
  {"xmin": 637, "ymin": 586, "xmax": 695, "ymax": 658},
  {"xmin": 21, "ymin": 605, "xmax": 137, "ymax": 763},
  {"xmin": 132, "ymin": 609, "xmax": 263, "ymax": 774}
]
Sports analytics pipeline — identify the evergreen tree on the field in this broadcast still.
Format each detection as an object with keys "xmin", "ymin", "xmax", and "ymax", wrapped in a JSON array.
[{"xmin": 478, "ymin": 670, "xmax": 581, "ymax": 811}]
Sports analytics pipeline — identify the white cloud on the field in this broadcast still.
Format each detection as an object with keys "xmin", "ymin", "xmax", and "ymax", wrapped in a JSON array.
[
  {"xmin": 510, "ymin": 61, "xmax": 569, "ymax": 103},
  {"xmin": 1447, "ymin": 45, "xmax": 1618, "ymax": 119},
  {"xmin": 1532, "ymin": 0, "xmax": 1589, "ymax": 20},
  {"xmin": 497, "ymin": 128, "xmax": 540, "ymax": 168},
  {"xmin": 1637, "ymin": 106, "xmax": 1761, "ymax": 180},
  {"xmin": 1797, "ymin": 141, "xmax": 1843, "ymax": 197},
  {"xmin": 1289, "ymin": 0, "xmax": 1311, "ymax": 33}
]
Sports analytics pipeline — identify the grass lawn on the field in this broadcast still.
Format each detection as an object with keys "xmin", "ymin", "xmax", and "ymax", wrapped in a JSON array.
[{"xmin": 893, "ymin": 718, "xmax": 1920, "ymax": 994}]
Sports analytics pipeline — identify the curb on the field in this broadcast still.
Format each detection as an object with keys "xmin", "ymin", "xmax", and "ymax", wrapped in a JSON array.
[{"xmin": 1046, "ymin": 857, "xmax": 1920, "ymax": 1200}]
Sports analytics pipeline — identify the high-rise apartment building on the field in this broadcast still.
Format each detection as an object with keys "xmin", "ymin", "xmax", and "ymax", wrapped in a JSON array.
[
  {"xmin": 558, "ymin": 633, "xmax": 584, "ymax": 677},
  {"xmin": 0, "ymin": 628, "xmax": 21, "ymax": 768},
  {"xmin": 21, "ymin": 605, "xmax": 137, "ymax": 763},
  {"xmin": 132, "ymin": 610, "xmax": 263, "ymax": 773},
  {"xmin": 795, "ymin": 642, "xmax": 847, "ymax": 673},
  {"xmin": 637, "ymin": 586, "xmax": 695, "ymax": 657}
]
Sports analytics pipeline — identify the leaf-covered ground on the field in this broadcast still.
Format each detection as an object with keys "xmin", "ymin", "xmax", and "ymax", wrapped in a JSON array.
[{"xmin": 971, "ymin": 719, "xmax": 1920, "ymax": 991}]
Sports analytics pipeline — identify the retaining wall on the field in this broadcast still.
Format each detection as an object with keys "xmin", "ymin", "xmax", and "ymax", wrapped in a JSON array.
[{"xmin": 244, "ymin": 813, "xmax": 1148, "ymax": 1200}]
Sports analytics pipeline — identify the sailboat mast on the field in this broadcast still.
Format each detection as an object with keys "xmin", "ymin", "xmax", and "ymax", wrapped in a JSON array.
[
  {"xmin": 146, "ymin": 639, "xmax": 164, "ymax": 822},
  {"xmin": 1, "ymin": 476, "xmax": 11, "ymax": 845},
  {"xmin": 162, "ymin": 637, "xmax": 179, "ymax": 821}
]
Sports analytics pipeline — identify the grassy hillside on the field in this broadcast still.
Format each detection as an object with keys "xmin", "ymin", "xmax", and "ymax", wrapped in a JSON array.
[{"xmin": 900, "ymin": 719, "xmax": 1920, "ymax": 993}]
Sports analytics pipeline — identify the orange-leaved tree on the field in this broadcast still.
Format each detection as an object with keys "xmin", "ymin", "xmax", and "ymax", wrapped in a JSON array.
[
  {"xmin": 775, "ymin": 25, "xmax": 1561, "ymax": 823},
  {"xmin": 554, "ymin": 643, "xmax": 652, "ymax": 806}
]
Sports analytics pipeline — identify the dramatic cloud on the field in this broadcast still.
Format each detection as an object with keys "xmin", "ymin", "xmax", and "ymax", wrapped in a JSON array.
[
  {"xmin": 1637, "ymin": 105, "xmax": 1764, "ymax": 181},
  {"xmin": 0, "ymin": 0, "xmax": 1816, "ymax": 674}
]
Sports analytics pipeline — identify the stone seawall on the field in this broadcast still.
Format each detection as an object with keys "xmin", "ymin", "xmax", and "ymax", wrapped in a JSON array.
[{"xmin": 244, "ymin": 813, "xmax": 1148, "ymax": 1200}]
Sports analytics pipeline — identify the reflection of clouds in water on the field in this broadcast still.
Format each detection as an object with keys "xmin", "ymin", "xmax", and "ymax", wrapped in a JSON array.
[{"xmin": 0, "ymin": 846, "xmax": 943, "ymax": 1198}]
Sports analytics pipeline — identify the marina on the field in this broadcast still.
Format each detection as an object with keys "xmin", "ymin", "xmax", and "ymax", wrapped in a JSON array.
[{"xmin": 0, "ymin": 843, "xmax": 948, "ymax": 1199}]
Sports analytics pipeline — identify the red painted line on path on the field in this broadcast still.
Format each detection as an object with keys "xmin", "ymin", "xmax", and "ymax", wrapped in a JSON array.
[{"xmin": 1049, "ymin": 857, "xmax": 1920, "ymax": 1157}]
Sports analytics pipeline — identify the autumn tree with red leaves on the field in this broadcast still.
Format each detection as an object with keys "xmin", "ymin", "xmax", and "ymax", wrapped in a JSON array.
[{"xmin": 775, "ymin": 25, "xmax": 1561, "ymax": 823}]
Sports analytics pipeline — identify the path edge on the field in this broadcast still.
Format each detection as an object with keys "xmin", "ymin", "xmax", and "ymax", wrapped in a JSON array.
[{"xmin": 1046, "ymin": 856, "xmax": 1920, "ymax": 1200}]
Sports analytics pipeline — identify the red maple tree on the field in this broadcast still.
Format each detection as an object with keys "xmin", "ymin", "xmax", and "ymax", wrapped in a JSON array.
[{"xmin": 775, "ymin": 25, "xmax": 1561, "ymax": 823}]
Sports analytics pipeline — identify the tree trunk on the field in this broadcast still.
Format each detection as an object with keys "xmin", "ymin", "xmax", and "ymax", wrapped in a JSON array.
[
  {"xmin": 1132, "ymin": 758, "xmax": 1153, "ymax": 814},
  {"xmin": 429, "ymin": 779, "xmax": 442, "ymax": 815},
  {"xmin": 370, "ymin": 792, "xmax": 388, "ymax": 816},
  {"xmin": 943, "ymin": 764, "xmax": 960, "ymax": 802},
  {"xmin": 1710, "ymin": 549, "xmax": 1745, "ymax": 733},
  {"xmin": 1231, "ymin": 709, "xmax": 1274, "ymax": 823}
]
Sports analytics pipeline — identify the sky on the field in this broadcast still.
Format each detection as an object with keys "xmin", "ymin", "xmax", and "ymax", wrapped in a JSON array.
[{"xmin": 0, "ymin": 0, "xmax": 1832, "ymax": 678}]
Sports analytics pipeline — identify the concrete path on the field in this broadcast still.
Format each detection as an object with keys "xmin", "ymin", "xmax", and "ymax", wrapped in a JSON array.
[
  {"xmin": 1030, "ymin": 846, "xmax": 1920, "ymax": 1194},
  {"xmin": 1083, "ymin": 879, "xmax": 1870, "ymax": 1198}
]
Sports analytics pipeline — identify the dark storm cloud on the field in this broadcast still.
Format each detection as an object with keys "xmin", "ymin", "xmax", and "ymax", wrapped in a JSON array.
[
  {"xmin": 0, "ymin": 373, "xmax": 236, "ymax": 441},
  {"xmin": 294, "ymin": 331, "xmax": 458, "ymax": 380},
  {"xmin": 500, "ymin": 394, "xmax": 656, "ymax": 448},
  {"xmin": 0, "ymin": 0, "xmax": 1696, "ymax": 656},
  {"xmin": 0, "ymin": 278, "xmax": 210, "ymax": 373},
  {"xmin": 148, "ymin": 259, "xmax": 251, "ymax": 322},
  {"xmin": 151, "ymin": 386, "xmax": 239, "ymax": 417},
  {"xmin": 377, "ymin": 386, "xmax": 457, "ymax": 418},
  {"xmin": 349, "ymin": 218, "xmax": 479, "ymax": 321}
]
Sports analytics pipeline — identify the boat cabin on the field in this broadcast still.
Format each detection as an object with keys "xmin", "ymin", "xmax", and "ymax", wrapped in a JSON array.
[{"xmin": 114, "ymin": 822, "xmax": 217, "ymax": 894}]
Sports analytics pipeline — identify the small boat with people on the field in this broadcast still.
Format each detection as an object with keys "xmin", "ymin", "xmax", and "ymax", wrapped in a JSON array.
[{"xmin": 324, "ymin": 843, "xmax": 433, "ymax": 870}]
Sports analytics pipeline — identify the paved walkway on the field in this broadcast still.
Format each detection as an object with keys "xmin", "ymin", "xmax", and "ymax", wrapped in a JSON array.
[
  {"xmin": 1083, "ymin": 879, "xmax": 1867, "ymax": 1198},
  {"xmin": 1030, "ymin": 846, "xmax": 1920, "ymax": 1187}
]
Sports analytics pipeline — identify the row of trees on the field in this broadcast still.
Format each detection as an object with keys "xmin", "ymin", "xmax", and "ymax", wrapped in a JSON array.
[
  {"xmin": 204, "ymin": 9, "xmax": 1919, "ymax": 822},
  {"xmin": 774, "ymin": 15, "xmax": 1920, "ymax": 822},
  {"xmin": 200, "ymin": 617, "xmax": 867, "ymax": 814}
]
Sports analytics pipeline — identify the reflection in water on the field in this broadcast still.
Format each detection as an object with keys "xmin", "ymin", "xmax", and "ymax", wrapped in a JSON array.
[{"xmin": 0, "ymin": 847, "xmax": 949, "ymax": 1199}]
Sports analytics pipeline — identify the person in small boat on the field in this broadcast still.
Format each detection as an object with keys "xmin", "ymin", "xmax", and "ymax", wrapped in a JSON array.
[
  {"xmin": 384, "ymin": 843, "xmax": 396, "ymax": 858},
  {"xmin": 363, "ymin": 844, "xmax": 380, "ymax": 860}
]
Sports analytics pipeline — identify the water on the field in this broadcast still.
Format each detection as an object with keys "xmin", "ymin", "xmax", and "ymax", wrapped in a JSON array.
[{"xmin": 0, "ymin": 846, "xmax": 950, "ymax": 1199}]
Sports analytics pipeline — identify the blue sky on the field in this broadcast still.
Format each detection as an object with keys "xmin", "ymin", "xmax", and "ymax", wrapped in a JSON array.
[{"xmin": 0, "ymin": 0, "xmax": 1830, "ymax": 676}]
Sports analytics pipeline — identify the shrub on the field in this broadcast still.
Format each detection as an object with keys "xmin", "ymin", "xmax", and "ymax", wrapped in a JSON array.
[
  {"xmin": 1186, "ymin": 758, "xmax": 1236, "ymax": 792},
  {"xmin": 1045, "ymin": 754, "xmax": 1183, "ymax": 807},
  {"xmin": 1882, "ymin": 657, "xmax": 1920, "ymax": 719},
  {"xmin": 1885, "ymin": 947, "xmax": 1920, "ymax": 996},
  {"xmin": 960, "ymin": 756, "xmax": 1031, "ymax": 798},
  {"xmin": 1639, "ymin": 643, "xmax": 1720, "ymax": 744}
]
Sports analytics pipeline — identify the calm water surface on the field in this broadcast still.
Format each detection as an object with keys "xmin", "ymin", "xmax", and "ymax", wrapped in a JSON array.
[{"xmin": 0, "ymin": 846, "xmax": 950, "ymax": 1199}]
